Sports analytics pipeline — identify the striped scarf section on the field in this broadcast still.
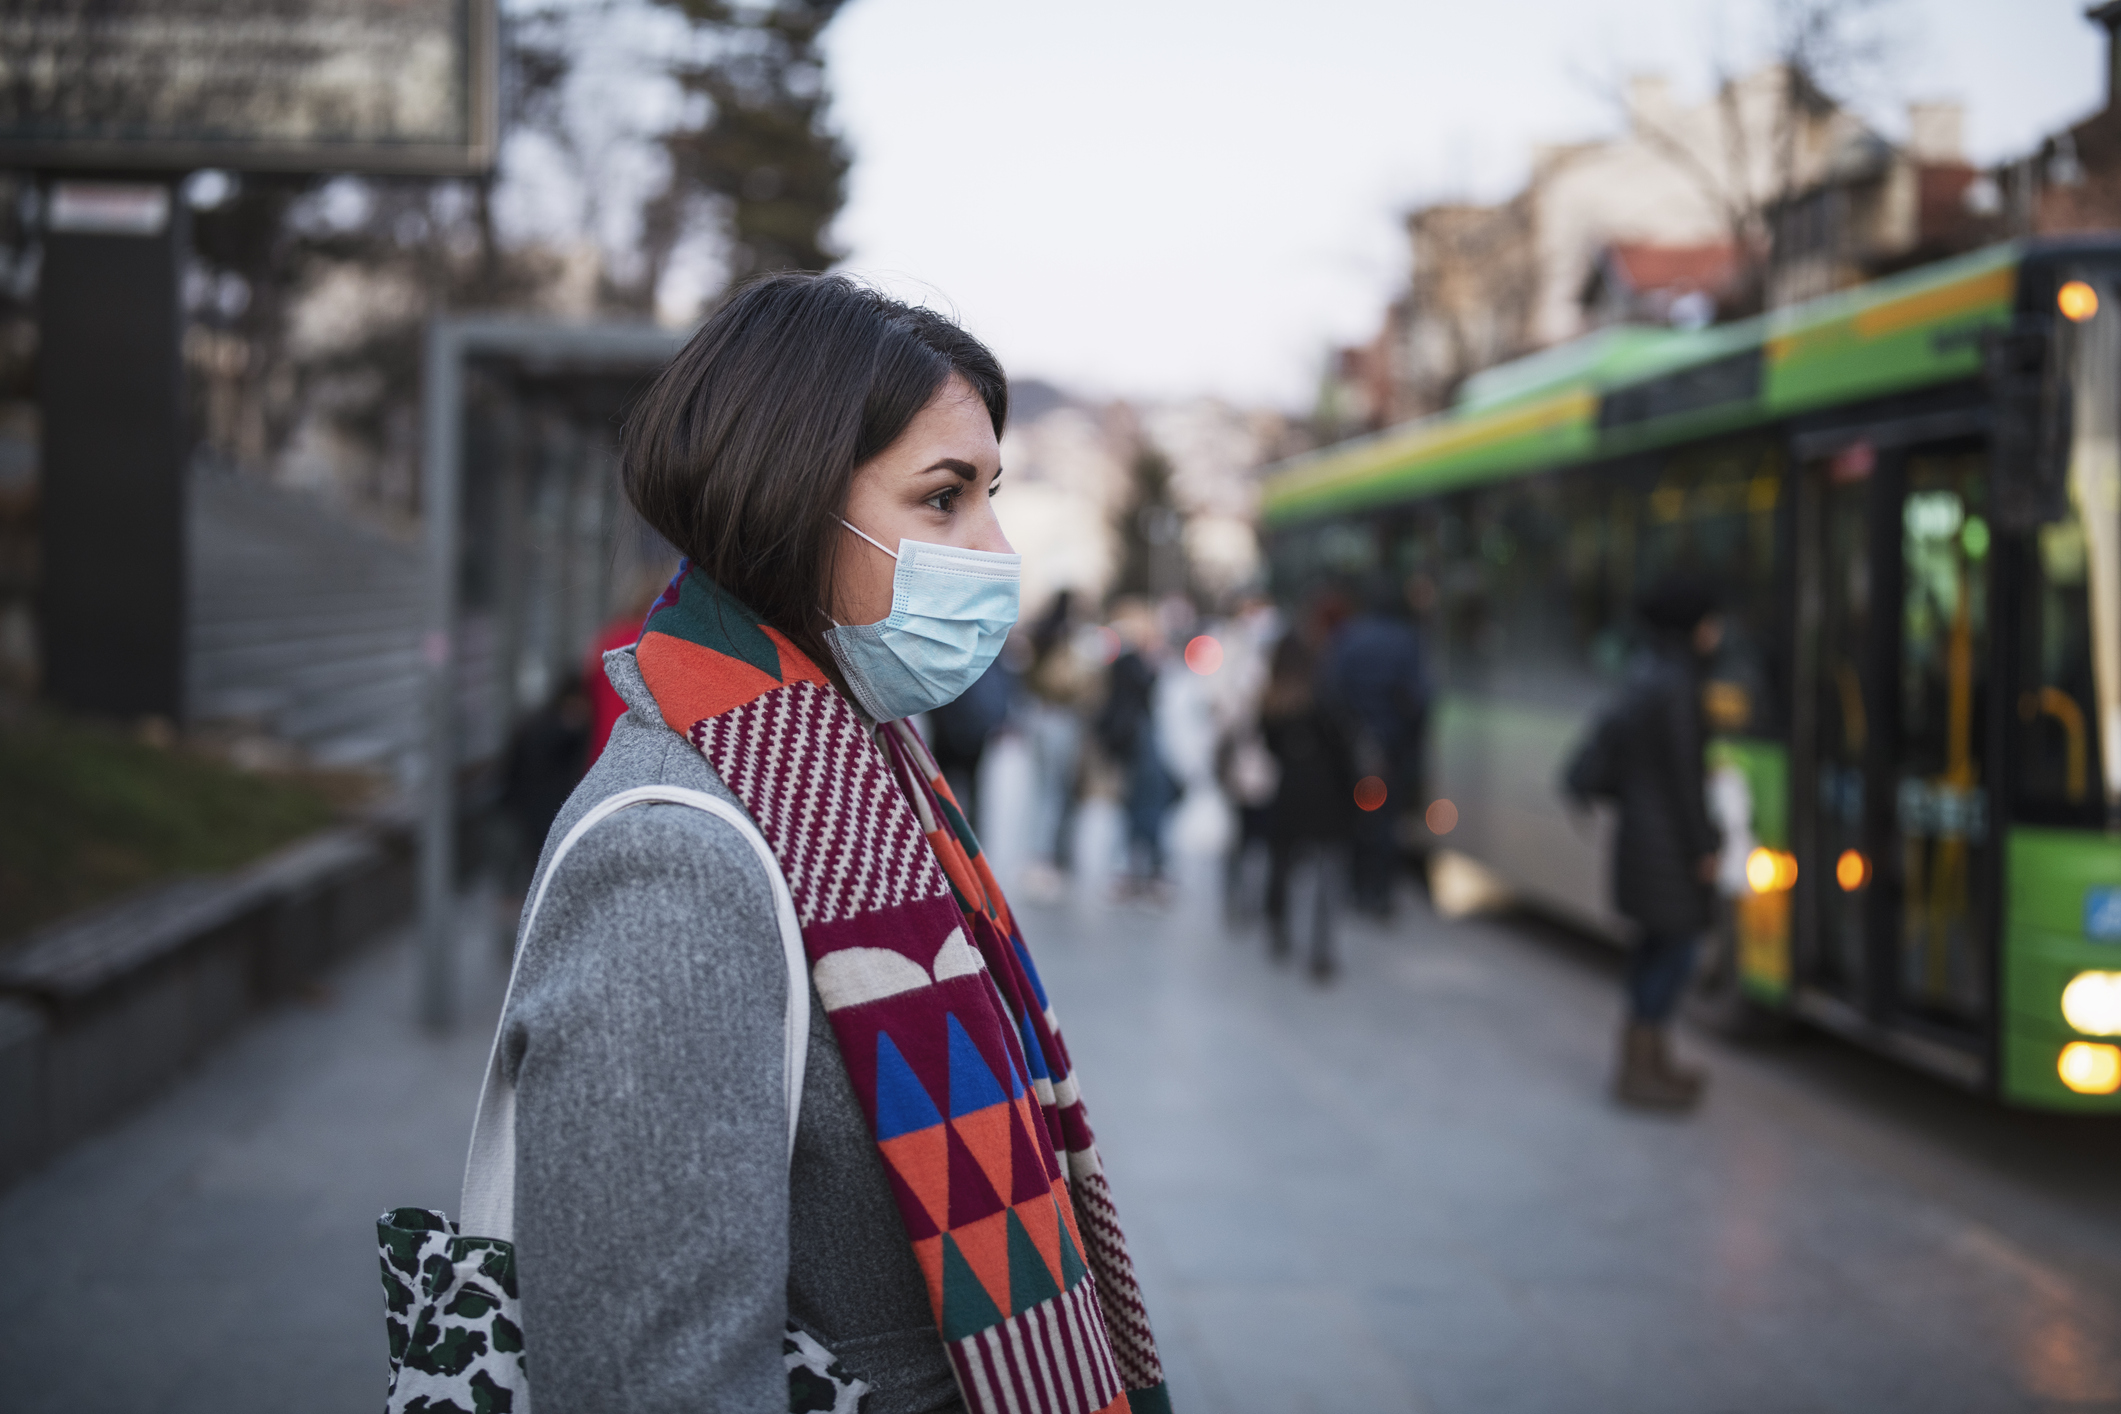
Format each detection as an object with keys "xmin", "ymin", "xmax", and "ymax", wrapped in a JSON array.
[{"xmin": 636, "ymin": 567, "xmax": 1171, "ymax": 1414}]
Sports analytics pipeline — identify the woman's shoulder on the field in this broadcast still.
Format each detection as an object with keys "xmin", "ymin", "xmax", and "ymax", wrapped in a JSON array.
[
  {"xmin": 505, "ymin": 755, "xmax": 791, "ymax": 1065},
  {"xmin": 524, "ymin": 705, "xmax": 778, "ymax": 939}
]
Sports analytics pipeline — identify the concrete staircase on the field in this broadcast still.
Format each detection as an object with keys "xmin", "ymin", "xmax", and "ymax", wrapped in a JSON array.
[{"xmin": 186, "ymin": 470, "xmax": 425, "ymax": 784}]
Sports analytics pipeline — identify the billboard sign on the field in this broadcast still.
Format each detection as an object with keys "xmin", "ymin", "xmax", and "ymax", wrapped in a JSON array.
[{"xmin": 0, "ymin": 0, "xmax": 497, "ymax": 175}]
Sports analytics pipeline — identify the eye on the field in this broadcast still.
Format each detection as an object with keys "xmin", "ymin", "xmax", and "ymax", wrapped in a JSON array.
[
  {"xmin": 924, "ymin": 486, "xmax": 960, "ymax": 513},
  {"xmin": 987, "ymin": 477, "xmax": 1003, "ymax": 500}
]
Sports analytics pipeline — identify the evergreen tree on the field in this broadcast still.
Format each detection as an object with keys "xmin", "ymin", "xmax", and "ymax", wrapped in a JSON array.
[{"xmin": 649, "ymin": 0, "xmax": 851, "ymax": 281}]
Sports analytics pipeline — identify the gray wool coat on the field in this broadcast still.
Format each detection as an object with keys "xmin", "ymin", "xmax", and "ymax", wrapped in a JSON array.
[{"xmin": 500, "ymin": 646, "xmax": 963, "ymax": 1413}]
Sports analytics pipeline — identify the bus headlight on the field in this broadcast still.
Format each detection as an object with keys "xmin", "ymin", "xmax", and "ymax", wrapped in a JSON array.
[
  {"xmin": 2058, "ymin": 1042, "xmax": 2121, "ymax": 1095},
  {"xmin": 2060, "ymin": 971, "xmax": 2121, "ymax": 1035}
]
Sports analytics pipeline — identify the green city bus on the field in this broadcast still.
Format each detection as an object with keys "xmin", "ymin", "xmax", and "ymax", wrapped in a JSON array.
[{"xmin": 1261, "ymin": 238, "xmax": 2121, "ymax": 1111}]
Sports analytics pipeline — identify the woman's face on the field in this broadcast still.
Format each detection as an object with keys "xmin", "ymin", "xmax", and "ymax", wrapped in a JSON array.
[{"xmin": 830, "ymin": 373, "xmax": 1011, "ymax": 628}]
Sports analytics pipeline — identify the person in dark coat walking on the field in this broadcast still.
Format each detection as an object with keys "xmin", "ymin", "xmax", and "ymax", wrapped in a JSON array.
[
  {"xmin": 498, "ymin": 676, "xmax": 594, "ymax": 897},
  {"xmin": 1260, "ymin": 634, "xmax": 1358, "ymax": 981},
  {"xmin": 926, "ymin": 653, "xmax": 1013, "ymax": 836},
  {"xmin": 1322, "ymin": 576, "xmax": 1430, "ymax": 917},
  {"xmin": 1567, "ymin": 572, "xmax": 1724, "ymax": 1109},
  {"xmin": 1096, "ymin": 603, "xmax": 1179, "ymax": 900}
]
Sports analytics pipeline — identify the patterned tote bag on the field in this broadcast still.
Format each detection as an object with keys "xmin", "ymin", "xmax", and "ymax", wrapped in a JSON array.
[{"xmin": 377, "ymin": 785, "xmax": 867, "ymax": 1413}]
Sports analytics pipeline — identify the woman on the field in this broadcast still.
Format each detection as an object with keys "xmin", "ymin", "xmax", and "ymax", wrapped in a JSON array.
[
  {"xmin": 1605, "ymin": 574, "xmax": 1723, "ymax": 1109},
  {"xmin": 504, "ymin": 274, "xmax": 1170, "ymax": 1412},
  {"xmin": 1566, "ymin": 571, "xmax": 1722, "ymax": 1110}
]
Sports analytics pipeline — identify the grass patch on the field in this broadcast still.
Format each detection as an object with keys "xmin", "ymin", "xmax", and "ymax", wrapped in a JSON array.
[{"xmin": 0, "ymin": 713, "xmax": 356, "ymax": 946}]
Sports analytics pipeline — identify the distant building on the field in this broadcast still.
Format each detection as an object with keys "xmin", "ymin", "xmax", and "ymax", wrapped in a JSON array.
[
  {"xmin": 1317, "ymin": 196, "xmax": 1540, "ymax": 436},
  {"xmin": 1703, "ymin": 7, "xmax": 2121, "ymax": 306},
  {"xmin": 1997, "ymin": 1, "xmax": 2121, "ymax": 238},
  {"xmin": 1765, "ymin": 101, "xmax": 1988, "ymax": 307},
  {"xmin": 1328, "ymin": 64, "xmax": 1867, "ymax": 435},
  {"xmin": 1580, "ymin": 241, "xmax": 1742, "ymax": 331},
  {"xmin": 1521, "ymin": 68, "xmax": 1858, "ymax": 342}
]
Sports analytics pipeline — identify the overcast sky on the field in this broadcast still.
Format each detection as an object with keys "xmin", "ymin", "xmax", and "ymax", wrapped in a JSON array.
[{"xmin": 820, "ymin": 0, "xmax": 2110, "ymax": 409}]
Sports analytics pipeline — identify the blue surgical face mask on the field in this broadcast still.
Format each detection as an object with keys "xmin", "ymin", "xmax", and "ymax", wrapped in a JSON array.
[{"xmin": 822, "ymin": 518, "xmax": 1021, "ymax": 722}]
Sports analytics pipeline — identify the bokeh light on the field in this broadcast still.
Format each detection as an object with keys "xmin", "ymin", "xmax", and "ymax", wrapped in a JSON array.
[
  {"xmin": 2058, "ymin": 280, "xmax": 2100, "ymax": 322},
  {"xmin": 2058, "ymin": 1042, "xmax": 2121, "ymax": 1095},
  {"xmin": 1354, "ymin": 776, "xmax": 1387, "ymax": 811},
  {"xmin": 1835, "ymin": 849, "xmax": 1870, "ymax": 892},
  {"xmin": 1184, "ymin": 634, "xmax": 1223, "ymax": 675},
  {"xmin": 1747, "ymin": 848, "xmax": 1798, "ymax": 893},
  {"xmin": 1425, "ymin": 797, "xmax": 1457, "ymax": 834},
  {"xmin": 2061, "ymin": 971, "xmax": 2121, "ymax": 1036}
]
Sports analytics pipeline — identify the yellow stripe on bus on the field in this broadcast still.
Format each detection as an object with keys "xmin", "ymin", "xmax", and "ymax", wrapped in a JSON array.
[
  {"xmin": 1266, "ymin": 386, "xmax": 1597, "ymax": 510},
  {"xmin": 1766, "ymin": 264, "xmax": 2015, "ymax": 364}
]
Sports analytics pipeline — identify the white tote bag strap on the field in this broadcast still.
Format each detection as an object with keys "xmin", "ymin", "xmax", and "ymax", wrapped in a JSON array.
[{"xmin": 459, "ymin": 785, "xmax": 810, "ymax": 1242}]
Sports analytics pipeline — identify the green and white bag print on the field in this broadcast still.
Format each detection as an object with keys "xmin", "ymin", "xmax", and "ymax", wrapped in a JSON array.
[
  {"xmin": 377, "ymin": 1208, "xmax": 523, "ymax": 1408},
  {"xmin": 377, "ymin": 786, "xmax": 868, "ymax": 1413}
]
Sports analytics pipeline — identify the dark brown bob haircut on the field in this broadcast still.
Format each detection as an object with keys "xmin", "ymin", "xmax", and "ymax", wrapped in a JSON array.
[{"xmin": 621, "ymin": 271, "xmax": 1007, "ymax": 664}]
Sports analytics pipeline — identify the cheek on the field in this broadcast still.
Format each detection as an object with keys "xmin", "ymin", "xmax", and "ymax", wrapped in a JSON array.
[{"xmin": 836, "ymin": 542, "xmax": 898, "ymax": 625}]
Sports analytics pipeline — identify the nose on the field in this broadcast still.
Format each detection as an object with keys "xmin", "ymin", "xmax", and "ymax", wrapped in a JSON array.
[{"xmin": 970, "ymin": 495, "xmax": 1014, "ymax": 556}]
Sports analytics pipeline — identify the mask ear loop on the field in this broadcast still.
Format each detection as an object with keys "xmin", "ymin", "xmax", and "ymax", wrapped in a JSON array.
[
  {"xmin": 838, "ymin": 517, "xmax": 898, "ymax": 561},
  {"xmin": 825, "ymin": 518, "xmax": 899, "ymax": 629}
]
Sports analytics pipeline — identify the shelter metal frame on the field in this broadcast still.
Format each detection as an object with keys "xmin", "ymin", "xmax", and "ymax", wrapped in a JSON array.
[{"xmin": 418, "ymin": 316, "xmax": 690, "ymax": 1027}]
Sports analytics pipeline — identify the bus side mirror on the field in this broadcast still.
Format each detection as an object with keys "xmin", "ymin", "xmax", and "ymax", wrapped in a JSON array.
[{"xmin": 1987, "ymin": 315, "xmax": 2073, "ymax": 532}]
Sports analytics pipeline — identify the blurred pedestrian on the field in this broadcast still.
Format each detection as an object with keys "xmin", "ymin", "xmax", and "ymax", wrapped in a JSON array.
[
  {"xmin": 497, "ymin": 676, "xmax": 593, "ymax": 899},
  {"xmin": 926, "ymin": 652, "xmax": 1012, "ymax": 835},
  {"xmin": 448, "ymin": 273, "xmax": 1169, "ymax": 1410},
  {"xmin": 1211, "ymin": 596, "xmax": 1280, "ymax": 923},
  {"xmin": 1260, "ymin": 634, "xmax": 1356, "ymax": 981},
  {"xmin": 1323, "ymin": 574, "xmax": 1430, "ymax": 917},
  {"xmin": 1096, "ymin": 599, "xmax": 1179, "ymax": 901},
  {"xmin": 1565, "ymin": 570, "xmax": 1724, "ymax": 1111},
  {"xmin": 1021, "ymin": 590, "xmax": 1098, "ymax": 900}
]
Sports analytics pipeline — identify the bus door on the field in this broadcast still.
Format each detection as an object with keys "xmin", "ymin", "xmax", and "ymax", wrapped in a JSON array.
[{"xmin": 1795, "ymin": 438, "xmax": 1995, "ymax": 1058}]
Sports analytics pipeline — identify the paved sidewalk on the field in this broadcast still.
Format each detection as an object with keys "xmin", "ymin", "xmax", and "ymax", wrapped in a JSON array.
[
  {"xmin": 4, "ymin": 775, "xmax": 2120, "ymax": 1411},
  {"xmin": 0, "ymin": 921, "xmax": 508, "ymax": 1412},
  {"xmin": 1028, "ymin": 872, "xmax": 2121, "ymax": 1414}
]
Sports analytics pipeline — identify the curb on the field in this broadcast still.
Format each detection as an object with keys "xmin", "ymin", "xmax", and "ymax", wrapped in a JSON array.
[{"xmin": 0, "ymin": 810, "xmax": 416, "ymax": 1189}]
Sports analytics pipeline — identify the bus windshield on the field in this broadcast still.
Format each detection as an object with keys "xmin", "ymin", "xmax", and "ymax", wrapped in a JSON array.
[
  {"xmin": 2068, "ymin": 288, "xmax": 2121, "ymax": 828},
  {"xmin": 2016, "ymin": 295, "xmax": 2121, "ymax": 830}
]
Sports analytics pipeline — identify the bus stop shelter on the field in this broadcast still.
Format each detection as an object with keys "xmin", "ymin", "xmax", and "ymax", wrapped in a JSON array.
[{"xmin": 417, "ymin": 317, "xmax": 691, "ymax": 1026}]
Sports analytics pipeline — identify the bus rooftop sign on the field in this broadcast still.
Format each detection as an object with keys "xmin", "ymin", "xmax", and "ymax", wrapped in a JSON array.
[{"xmin": 0, "ymin": 0, "xmax": 497, "ymax": 176}]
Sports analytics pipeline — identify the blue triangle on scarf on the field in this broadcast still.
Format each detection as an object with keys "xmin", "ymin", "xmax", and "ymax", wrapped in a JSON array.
[
  {"xmin": 875, "ymin": 1032, "xmax": 944, "ymax": 1139},
  {"xmin": 946, "ymin": 1014, "xmax": 1008, "ymax": 1118}
]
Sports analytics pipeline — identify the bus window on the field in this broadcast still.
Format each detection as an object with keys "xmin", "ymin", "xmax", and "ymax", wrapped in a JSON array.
[
  {"xmin": 2014, "ymin": 513, "xmax": 2106, "ymax": 824},
  {"xmin": 1809, "ymin": 460, "xmax": 1875, "ymax": 1003},
  {"xmin": 1898, "ymin": 449, "xmax": 1993, "ymax": 1026},
  {"xmin": 1632, "ymin": 440, "xmax": 1787, "ymax": 736},
  {"xmin": 1436, "ymin": 470, "xmax": 1615, "ymax": 701}
]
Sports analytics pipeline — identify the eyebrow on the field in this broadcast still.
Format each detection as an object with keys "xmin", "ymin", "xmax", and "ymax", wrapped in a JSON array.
[{"xmin": 922, "ymin": 458, "xmax": 980, "ymax": 481}]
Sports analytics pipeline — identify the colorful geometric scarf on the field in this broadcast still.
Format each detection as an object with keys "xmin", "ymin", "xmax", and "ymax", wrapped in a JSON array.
[{"xmin": 636, "ymin": 568, "xmax": 1171, "ymax": 1414}]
